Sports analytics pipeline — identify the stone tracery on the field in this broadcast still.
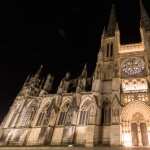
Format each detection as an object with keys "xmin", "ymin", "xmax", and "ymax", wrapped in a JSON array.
[
  {"xmin": 18, "ymin": 100, "xmax": 39, "ymax": 127},
  {"xmin": 121, "ymin": 57, "xmax": 145, "ymax": 76},
  {"xmin": 0, "ymin": 0, "xmax": 150, "ymax": 147}
]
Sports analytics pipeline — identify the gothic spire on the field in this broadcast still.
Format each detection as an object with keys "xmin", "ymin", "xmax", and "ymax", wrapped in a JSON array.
[
  {"xmin": 81, "ymin": 64, "xmax": 87, "ymax": 78},
  {"xmin": 115, "ymin": 23, "xmax": 119, "ymax": 32},
  {"xmin": 40, "ymin": 77, "xmax": 45, "ymax": 89},
  {"xmin": 106, "ymin": 4, "xmax": 117, "ymax": 36},
  {"xmin": 102, "ymin": 26, "xmax": 106, "ymax": 38},
  {"xmin": 140, "ymin": 0, "xmax": 150, "ymax": 29},
  {"xmin": 34, "ymin": 64, "xmax": 43, "ymax": 79},
  {"xmin": 23, "ymin": 73, "xmax": 31, "ymax": 86}
]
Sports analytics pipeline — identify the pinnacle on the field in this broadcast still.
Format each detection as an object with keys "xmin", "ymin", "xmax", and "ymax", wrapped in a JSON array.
[{"xmin": 107, "ymin": 4, "xmax": 117, "ymax": 36}]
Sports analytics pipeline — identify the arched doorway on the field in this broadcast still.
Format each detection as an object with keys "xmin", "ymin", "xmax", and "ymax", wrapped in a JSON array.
[
  {"xmin": 121, "ymin": 101, "xmax": 150, "ymax": 147},
  {"xmin": 131, "ymin": 112, "xmax": 149, "ymax": 146}
]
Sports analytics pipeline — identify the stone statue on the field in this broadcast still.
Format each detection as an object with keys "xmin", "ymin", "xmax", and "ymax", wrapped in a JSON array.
[{"xmin": 112, "ymin": 109, "xmax": 120, "ymax": 123}]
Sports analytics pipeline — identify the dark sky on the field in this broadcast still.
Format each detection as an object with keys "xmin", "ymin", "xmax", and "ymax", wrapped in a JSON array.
[{"xmin": 0, "ymin": 0, "xmax": 150, "ymax": 122}]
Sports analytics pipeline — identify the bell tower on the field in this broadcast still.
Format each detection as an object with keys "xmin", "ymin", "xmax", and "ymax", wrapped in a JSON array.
[
  {"xmin": 101, "ymin": 4, "xmax": 120, "ymax": 61},
  {"xmin": 92, "ymin": 4, "xmax": 120, "ymax": 92}
]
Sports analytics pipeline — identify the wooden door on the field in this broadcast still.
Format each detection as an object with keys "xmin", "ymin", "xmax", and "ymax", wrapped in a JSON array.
[
  {"xmin": 140, "ymin": 123, "xmax": 149, "ymax": 146},
  {"xmin": 131, "ymin": 123, "xmax": 139, "ymax": 146}
]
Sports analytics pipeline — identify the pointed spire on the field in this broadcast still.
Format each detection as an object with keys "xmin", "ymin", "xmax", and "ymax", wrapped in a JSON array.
[
  {"xmin": 81, "ymin": 64, "xmax": 87, "ymax": 78},
  {"xmin": 23, "ymin": 73, "xmax": 31, "ymax": 86},
  {"xmin": 34, "ymin": 64, "xmax": 43, "ymax": 78},
  {"xmin": 40, "ymin": 77, "xmax": 45, "ymax": 89},
  {"xmin": 115, "ymin": 23, "xmax": 119, "ymax": 31},
  {"xmin": 20, "ymin": 74, "xmax": 31, "ymax": 93},
  {"xmin": 107, "ymin": 4, "xmax": 117, "ymax": 36},
  {"xmin": 102, "ymin": 26, "xmax": 106, "ymax": 38},
  {"xmin": 140, "ymin": 0, "xmax": 150, "ymax": 29}
]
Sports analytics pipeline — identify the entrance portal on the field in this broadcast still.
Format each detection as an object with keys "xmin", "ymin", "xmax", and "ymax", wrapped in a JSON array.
[
  {"xmin": 131, "ymin": 122, "xmax": 149, "ymax": 146},
  {"xmin": 121, "ymin": 101, "xmax": 150, "ymax": 147}
]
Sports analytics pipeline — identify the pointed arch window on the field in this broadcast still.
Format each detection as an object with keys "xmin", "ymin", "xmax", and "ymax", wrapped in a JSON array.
[
  {"xmin": 36, "ymin": 112, "xmax": 45, "ymax": 126},
  {"xmin": 106, "ymin": 44, "xmax": 109, "ymax": 57},
  {"xmin": 79, "ymin": 111, "xmax": 89, "ymax": 125},
  {"xmin": 36, "ymin": 104, "xmax": 54, "ymax": 126},
  {"xmin": 110, "ymin": 43, "xmax": 113, "ymax": 57},
  {"xmin": 19, "ymin": 103, "xmax": 37, "ymax": 127},
  {"xmin": 58, "ymin": 112, "xmax": 67, "ymax": 125},
  {"xmin": 58, "ymin": 101, "xmax": 77, "ymax": 126},
  {"xmin": 101, "ymin": 101, "xmax": 111, "ymax": 125},
  {"xmin": 78, "ymin": 100, "xmax": 96, "ymax": 125},
  {"xmin": 106, "ymin": 43, "xmax": 113, "ymax": 58},
  {"xmin": 57, "ymin": 102, "xmax": 70, "ymax": 125},
  {"xmin": 8, "ymin": 103, "xmax": 21, "ymax": 127}
]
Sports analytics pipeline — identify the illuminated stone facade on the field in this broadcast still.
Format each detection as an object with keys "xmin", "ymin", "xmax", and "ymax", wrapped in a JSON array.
[{"xmin": 0, "ymin": 0, "xmax": 150, "ymax": 147}]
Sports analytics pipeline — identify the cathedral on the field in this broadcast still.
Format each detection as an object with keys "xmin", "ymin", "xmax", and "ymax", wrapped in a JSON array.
[{"xmin": 1, "ymin": 0, "xmax": 150, "ymax": 147}]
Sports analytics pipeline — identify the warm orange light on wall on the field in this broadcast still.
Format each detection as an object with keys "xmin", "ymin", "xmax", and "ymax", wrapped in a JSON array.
[{"xmin": 122, "ymin": 132, "xmax": 132, "ymax": 147}]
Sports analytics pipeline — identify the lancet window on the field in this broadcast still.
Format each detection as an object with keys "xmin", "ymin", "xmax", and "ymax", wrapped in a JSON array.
[{"xmin": 19, "ymin": 102, "xmax": 38, "ymax": 127}]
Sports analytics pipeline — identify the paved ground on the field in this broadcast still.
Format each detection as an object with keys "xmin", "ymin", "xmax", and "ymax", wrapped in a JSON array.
[{"xmin": 0, "ymin": 147, "xmax": 150, "ymax": 150}]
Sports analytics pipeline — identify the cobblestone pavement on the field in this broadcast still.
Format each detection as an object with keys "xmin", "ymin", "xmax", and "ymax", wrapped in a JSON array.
[{"xmin": 0, "ymin": 147, "xmax": 150, "ymax": 150}]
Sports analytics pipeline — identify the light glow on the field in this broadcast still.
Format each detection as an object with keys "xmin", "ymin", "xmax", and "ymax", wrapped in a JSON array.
[
  {"xmin": 119, "ymin": 43, "xmax": 144, "ymax": 54},
  {"xmin": 122, "ymin": 132, "xmax": 132, "ymax": 147},
  {"xmin": 148, "ymin": 131, "xmax": 150, "ymax": 145}
]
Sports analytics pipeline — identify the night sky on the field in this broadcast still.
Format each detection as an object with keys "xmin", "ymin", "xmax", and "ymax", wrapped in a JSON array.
[{"xmin": 0, "ymin": 0, "xmax": 150, "ymax": 122}]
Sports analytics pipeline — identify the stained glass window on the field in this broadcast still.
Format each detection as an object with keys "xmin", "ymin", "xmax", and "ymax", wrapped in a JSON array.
[{"xmin": 121, "ymin": 57, "xmax": 145, "ymax": 76}]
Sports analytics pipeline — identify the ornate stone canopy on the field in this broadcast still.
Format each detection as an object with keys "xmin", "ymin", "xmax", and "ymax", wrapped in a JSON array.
[{"xmin": 121, "ymin": 101, "xmax": 150, "ymax": 122}]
